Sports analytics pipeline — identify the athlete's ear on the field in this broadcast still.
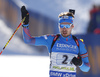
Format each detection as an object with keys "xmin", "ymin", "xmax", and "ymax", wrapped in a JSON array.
[{"xmin": 71, "ymin": 24, "xmax": 74, "ymax": 29}]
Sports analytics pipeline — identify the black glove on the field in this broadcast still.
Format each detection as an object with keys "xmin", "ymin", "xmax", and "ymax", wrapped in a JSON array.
[
  {"xmin": 71, "ymin": 55, "xmax": 82, "ymax": 66},
  {"xmin": 21, "ymin": 6, "xmax": 29, "ymax": 25}
]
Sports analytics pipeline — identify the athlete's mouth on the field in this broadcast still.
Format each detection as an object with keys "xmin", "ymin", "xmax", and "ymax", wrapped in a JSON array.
[{"xmin": 63, "ymin": 32, "xmax": 67, "ymax": 34}]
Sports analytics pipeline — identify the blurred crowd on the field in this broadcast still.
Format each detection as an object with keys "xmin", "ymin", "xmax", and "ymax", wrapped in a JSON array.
[{"xmin": 88, "ymin": 4, "xmax": 100, "ymax": 34}]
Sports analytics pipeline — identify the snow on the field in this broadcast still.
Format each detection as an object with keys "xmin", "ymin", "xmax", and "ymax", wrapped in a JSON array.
[
  {"xmin": 0, "ymin": 56, "xmax": 50, "ymax": 77},
  {"xmin": 0, "ymin": 16, "xmax": 50, "ymax": 77}
]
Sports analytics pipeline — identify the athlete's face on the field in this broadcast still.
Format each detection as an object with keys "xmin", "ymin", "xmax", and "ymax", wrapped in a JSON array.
[{"xmin": 59, "ymin": 22, "xmax": 74, "ymax": 37}]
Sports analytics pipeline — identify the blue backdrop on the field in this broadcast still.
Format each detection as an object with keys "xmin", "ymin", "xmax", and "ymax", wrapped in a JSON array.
[{"xmin": 76, "ymin": 34, "xmax": 100, "ymax": 77}]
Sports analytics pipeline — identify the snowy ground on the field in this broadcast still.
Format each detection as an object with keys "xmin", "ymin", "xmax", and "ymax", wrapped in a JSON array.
[{"xmin": 0, "ymin": 56, "xmax": 50, "ymax": 77}]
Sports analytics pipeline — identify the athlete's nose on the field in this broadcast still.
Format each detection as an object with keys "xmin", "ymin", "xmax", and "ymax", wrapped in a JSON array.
[{"xmin": 63, "ymin": 27, "xmax": 66, "ymax": 31}]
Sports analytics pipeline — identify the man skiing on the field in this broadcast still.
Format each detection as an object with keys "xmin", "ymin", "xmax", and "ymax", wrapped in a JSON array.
[{"xmin": 21, "ymin": 6, "xmax": 90, "ymax": 77}]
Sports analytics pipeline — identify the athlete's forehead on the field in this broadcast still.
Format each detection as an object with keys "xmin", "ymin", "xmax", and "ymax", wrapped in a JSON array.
[{"xmin": 60, "ymin": 22, "xmax": 70, "ymax": 24}]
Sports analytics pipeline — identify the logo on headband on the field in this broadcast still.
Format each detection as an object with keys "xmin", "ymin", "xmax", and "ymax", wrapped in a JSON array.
[
  {"xmin": 59, "ymin": 16, "xmax": 73, "ymax": 24},
  {"xmin": 59, "ymin": 16, "xmax": 73, "ymax": 20},
  {"xmin": 62, "ymin": 16, "xmax": 69, "ymax": 19}
]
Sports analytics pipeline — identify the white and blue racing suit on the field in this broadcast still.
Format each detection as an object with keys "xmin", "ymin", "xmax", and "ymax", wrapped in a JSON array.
[{"xmin": 23, "ymin": 26, "xmax": 90, "ymax": 77}]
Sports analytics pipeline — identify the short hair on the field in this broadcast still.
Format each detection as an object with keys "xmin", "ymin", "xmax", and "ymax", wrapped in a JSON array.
[{"xmin": 58, "ymin": 12, "xmax": 74, "ymax": 18}]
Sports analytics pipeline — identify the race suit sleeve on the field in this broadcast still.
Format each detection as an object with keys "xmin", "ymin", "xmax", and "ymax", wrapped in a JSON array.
[
  {"xmin": 22, "ymin": 25, "xmax": 55, "ymax": 52},
  {"xmin": 78, "ymin": 40, "xmax": 90, "ymax": 72}
]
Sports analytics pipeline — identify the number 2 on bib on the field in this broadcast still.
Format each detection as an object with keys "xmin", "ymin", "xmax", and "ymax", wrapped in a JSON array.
[{"xmin": 62, "ymin": 55, "xmax": 68, "ymax": 64}]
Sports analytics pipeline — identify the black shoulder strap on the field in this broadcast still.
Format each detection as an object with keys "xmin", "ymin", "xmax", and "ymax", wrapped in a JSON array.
[
  {"xmin": 72, "ymin": 35, "xmax": 80, "ymax": 55},
  {"xmin": 72, "ymin": 35, "xmax": 79, "ymax": 47},
  {"xmin": 50, "ymin": 34, "xmax": 60, "ymax": 58},
  {"xmin": 51, "ymin": 34, "xmax": 60, "ymax": 49}
]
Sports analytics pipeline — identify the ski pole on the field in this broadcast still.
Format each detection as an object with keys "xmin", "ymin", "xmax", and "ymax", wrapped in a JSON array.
[{"xmin": 0, "ymin": 13, "xmax": 29, "ymax": 55}]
